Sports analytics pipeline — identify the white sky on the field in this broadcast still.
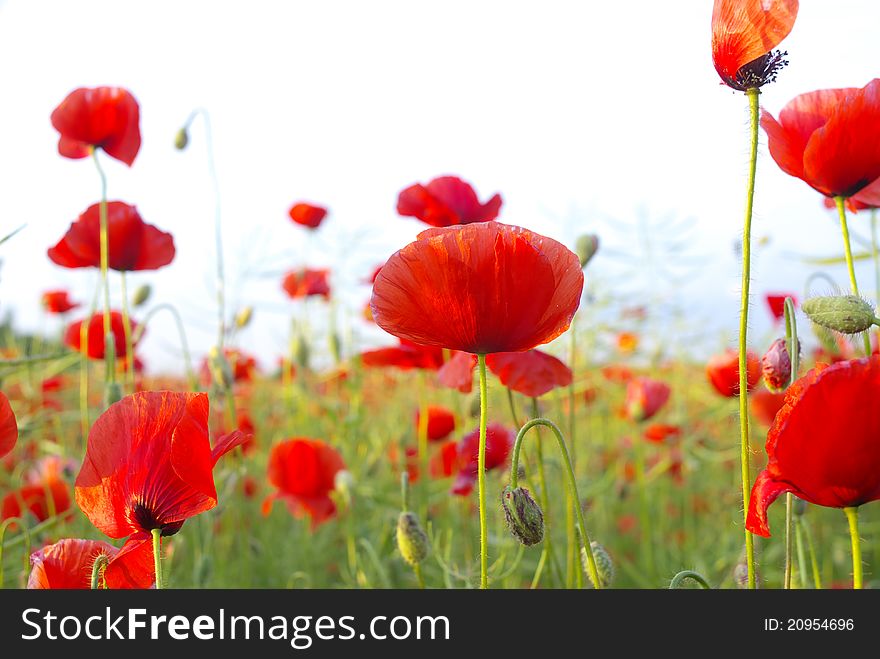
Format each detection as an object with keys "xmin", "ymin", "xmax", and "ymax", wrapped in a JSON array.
[{"xmin": 0, "ymin": 0, "xmax": 878, "ymax": 373}]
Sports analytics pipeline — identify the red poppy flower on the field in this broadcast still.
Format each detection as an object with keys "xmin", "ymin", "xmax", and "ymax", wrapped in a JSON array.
[
  {"xmin": 261, "ymin": 438, "xmax": 345, "ymax": 528},
  {"xmin": 624, "ymin": 377, "xmax": 671, "ymax": 422},
  {"xmin": 282, "ymin": 268, "xmax": 331, "ymax": 300},
  {"xmin": 360, "ymin": 339, "xmax": 444, "ymax": 371},
  {"xmin": 643, "ymin": 424, "xmax": 682, "ymax": 444},
  {"xmin": 450, "ymin": 423, "xmax": 514, "ymax": 496},
  {"xmin": 437, "ymin": 351, "xmax": 477, "ymax": 393},
  {"xmin": 371, "ymin": 222, "xmax": 583, "ymax": 354},
  {"xmin": 764, "ymin": 293, "xmax": 795, "ymax": 322},
  {"xmin": 0, "ymin": 392, "xmax": 17, "ymax": 459},
  {"xmin": 41, "ymin": 290, "xmax": 80, "ymax": 314},
  {"xmin": 711, "ymin": 0, "xmax": 798, "ymax": 91},
  {"xmin": 288, "ymin": 202, "xmax": 328, "ymax": 230},
  {"xmin": 749, "ymin": 386, "xmax": 787, "ymax": 427},
  {"xmin": 2, "ymin": 478, "xmax": 71, "ymax": 525},
  {"xmin": 706, "ymin": 348, "xmax": 761, "ymax": 397},
  {"xmin": 761, "ymin": 79, "xmax": 880, "ymax": 198},
  {"xmin": 430, "ymin": 441, "xmax": 459, "ymax": 479},
  {"xmin": 75, "ymin": 392, "xmax": 247, "ymax": 548},
  {"xmin": 747, "ymin": 357, "xmax": 880, "ymax": 536},
  {"xmin": 486, "ymin": 349, "xmax": 572, "ymax": 398},
  {"xmin": 48, "ymin": 201, "xmax": 175, "ymax": 271},
  {"xmin": 397, "ymin": 175, "xmax": 502, "ymax": 227},
  {"xmin": 64, "ymin": 311, "xmax": 138, "ymax": 360},
  {"xmin": 415, "ymin": 406, "xmax": 456, "ymax": 442},
  {"xmin": 51, "ymin": 86, "xmax": 141, "ymax": 166},
  {"xmin": 27, "ymin": 538, "xmax": 154, "ymax": 589}
]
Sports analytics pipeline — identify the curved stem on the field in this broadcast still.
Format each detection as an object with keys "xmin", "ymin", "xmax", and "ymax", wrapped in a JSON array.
[
  {"xmin": 844, "ymin": 506, "xmax": 862, "ymax": 589},
  {"xmin": 835, "ymin": 196, "xmax": 872, "ymax": 355},
  {"xmin": 801, "ymin": 515, "xmax": 823, "ymax": 589},
  {"xmin": 510, "ymin": 417, "xmax": 601, "ymax": 589},
  {"xmin": 91, "ymin": 149, "xmax": 116, "ymax": 386},
  {"xmin": 0, "ymin": 517, "xmax": 31, "ymax": 587},
  {"xmin": 477, "ymin": 354, "xmax": 489, "ymax": 589},
  {"xmin": 151, "ymin": 528, "xmax": 164, "ymax": 590},
  {"xmin": 529, "ymin": 397, "xmax": 557, "ymax": 589},
  {"xmin": 132, "ymin": 303, "xmax": 197, "ymax": 390},
  {"xmin": 90, "ymin": 554, "xmax": 110, "ymax": 590},
  {"xmin": 668, "ymin": 570, "xmax": 711, "ymax": 589},
  {"xmin": 737, "ymin": 87, "xmax": 760, "ymax": 589}
]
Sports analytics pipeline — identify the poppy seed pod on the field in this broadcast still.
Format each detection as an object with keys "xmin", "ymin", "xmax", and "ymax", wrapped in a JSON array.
[
  {"xmin": 174, "ymin": 127, "xmax": 189, "ymax": 151},
  {"xmin": 235, "ymin": 306, "xmax": 254, "ymax": 329},
  {"xmin": 583, "ymin": 541, "xmax": 614, "ymax": 588},
  {"xmin": 801, "ymin": 295, "xmax": 877, "ymax": 335},
  {"xmin": 762, "ymin": 338, "xmax": 796, "ymax": 392},
  {"xmin": 396, "ymin": 511, "xmax": 429, "ymax": 566},
  {"xmin": 500, "ymin": 485, "xmax": 544, "ymax": 546},
  {"xmin": 131, "ymin": 284, "xmax": 151, "ymax": 307},
  {"xmin": 575, "ymin": 234, "xmax": 600, "ymax": 269}
]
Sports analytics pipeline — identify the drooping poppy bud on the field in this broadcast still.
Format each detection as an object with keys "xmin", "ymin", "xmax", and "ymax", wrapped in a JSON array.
[
  {"xmin": 583, "ymin": 541, "xmax": 614, "ymax": 588},
  {"xmin": 235, "ymin": 306, "xmax": 254, "ymax": 329},
  {"xmin": 575, "ymin": 234, "xmax": 600, "ymax": 269},
  {"xmin": 396, "ymin": 511, "xmax": 429, "ymax": 565},
  {"xmin": 174, "ymin": 127, "xmax": 189, "ymax": 151},
  {"xmin": 500, "ymin": 485, "xmax": 544, "ymax": 546},
  {"xmin": 801, "ymin": 295, "xmax": 877, "ymax": 335},
  {"xmin": 131, "ymin": 284, "xmax": 151, "ymax": 307},
  {"xmin": 761, "ymin": 338, "xmax": 794, "ymax": 392}
]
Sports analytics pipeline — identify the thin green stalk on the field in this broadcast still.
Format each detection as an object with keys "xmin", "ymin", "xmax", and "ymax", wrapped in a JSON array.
[
  {"xmin": 793, "ymin": 515, "xmax": 809, "ymax": 589},
  {"xmin": 668, "ymin": 570, "xmax": 711, "ymax": 589},
  {"xmin": 783, "ymin": 297, "xmax": 799, "ymax": 589},
  {"xmin": 0, "ymin": 517, "xmax": 31, "ymax": 587},
  {"xmin": 477, "ymin": 354, "xmax": 489, "ymax": 589},
  {"xmin": 871, "ymin": 209, "xmax": 880, "ymax": 300},
  {"xmin": 91, "ymin": 149, "xmax": 116, "ymax": 386},
  {"xmin": 90, "ymin": 554, "xmax": 110, "ymax": 590},
  {"xmin": 529, "ymin": 397, "xmax": 558, "ymax": 589},
  {"xmin": 844, "ymin": 506, "xmax": 862, "ymax": 589},
  {"xmin": 800, "ymin": 515, "xmax": 823, "ymax": 589},
  {"xmin": 784, "ymin": 494, "xmax": 793, "ymax": 589},
  {"xmin": 152, "ymin": 528, "xmax": 164, "ymax": 589},
  {"xmin": 119, "ymin": 271, "xmax": 135, "ymax": 389},
  {"xmin": 835, "ymin": 196, "xmax": 872, "ymax": 355},
  {"xmin": 567, "ymin": 327, "xmax": 581, "ymax": 589}
]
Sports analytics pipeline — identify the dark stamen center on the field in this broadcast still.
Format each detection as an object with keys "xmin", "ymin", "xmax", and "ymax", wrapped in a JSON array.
[{"xmin": 730, "ymin": 50, "xmax": 789, "ymax": 92}]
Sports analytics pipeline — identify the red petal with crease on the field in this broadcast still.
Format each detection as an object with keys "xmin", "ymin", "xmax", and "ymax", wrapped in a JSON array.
[
  {"xmin": 0, "ymin": 392, "xmax": 17, "ymax": 458},
  {"xmin": 486, "ymin": 349, "xmax": 572, "ymax": 397}
]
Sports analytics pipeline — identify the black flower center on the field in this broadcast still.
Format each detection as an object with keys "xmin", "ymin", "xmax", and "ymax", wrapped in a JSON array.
[
  {"xmin": 730, "ymin": 50, "xmax": 789, "ymax": 92},
  {"xmin": 131, "ymin": 502, "xmax": 184, "ymax": 536}
]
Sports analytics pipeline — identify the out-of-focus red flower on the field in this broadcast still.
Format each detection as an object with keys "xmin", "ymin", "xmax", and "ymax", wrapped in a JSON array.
[
  {"xmin": 761, "ymin": 79, "xmax": 880, "ymax": 198},
  {"xmin": 64, "ymin": 311, "xmax": 138, "ymax": 360},
  {"xmin": 747, "ymin": 357, "xmax": 880, "ymax": 536},
  {"xmin": 430, "ymin": 441, "xmax": 459, "ymax": 479},
  {"xmin": 48, "ymin": 201, "xmax": 175, "ymax": 271},
  {"xmin": 199, "ymin": 347, "xmax": 259, "ymax": 386},
  {"xmin": 51, "ymin": 86, "xmax": 141, "ymax": 166},
  {"xmin": 27, "ymin": 538, "xmax": 154, "ymax": 589},
  {"xmin": 749, "ymin": 386, "xmax": 787, "ymax": 427},
  {"xmin": 643, "ymin": 423, "xmax": 681, "ymax": 444},
  {"xmin": 764, "ymin": 293, "xmax": 795, "ymax": 322},
  {"xmin": 616, "ymin": 332, "xmax": 639, "ymax": 354},
  {"xmin": 397, "ymin": 175, "xmax": 502, "ymax": 228},
  {"xmin": 450, "ymin": 423, "xmax": 513, "ymax": 496},
  {"xmin": 624, "ymin": 377, "xmax": 671, "ymax": 422},
  {"xmin": 706, "ymin": 348, "xmax": 760, "ymax": 397},
  {"xmin": 0, "ymin": 392, "xmax": 17, "ymax": 459},
  {"xmin": 288, "ymin": 202, "xmax": 328, "ymax": 229},
  {"xmin": 262, "ymin": 438, "xmax": 345, "ymax": 529},
  {"xmin": 41, "ymin": 290, "xmax": 80, "ymax": 314},
  {"xmin": 415, "ymin": 406, "xmax": 456, "ymax": 442},
  {"xmin": 2, "ymin": 477, "xmax": 71, "ymax": 525},
  {"xmin": 241, "ymin": 476, "xmax": 259, "ymax": 499},
  {"xmin": 364, "ymin": 263, "xmax": 384, "ymax": 285},
  {"xmin": 360, "ymin": 339, "xmax": 444, "ymax": 371},
  {"xmin": 371, "ymin": 222, "xmax": 583, "ymax": 354},
  {"xmin": 711, "ymin": 0, "xmax": 798, "ymax": 92},
  {"xmin": 437, "ymin": 351, "xmax": 477, "ymax": 393},
  {"xmin": 486, "ymin": 349, "xmax": 572, "ymax": 398},
  {"xmin": 601, "ymin": 364, "xmax": 634, "ymax": 384},
  {"xmin": 282, "ymin": 268, "xmax": 331, "ymax": 300}
]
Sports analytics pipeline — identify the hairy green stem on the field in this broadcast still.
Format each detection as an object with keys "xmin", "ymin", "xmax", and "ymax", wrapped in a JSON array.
[
  {"xmin": 477, "ymin": 354, "xmax": 489, "ymax": 589},
  {"xmin": 844, "ymin": 506, "xmax": 862, "ymax": 589},
  {"xmin": 152, "ymin": 528, "xmax": 164, "ymax": 590},
  {"xmin": 835, "ymin": 196, "xmax": 872, "ymax": 355}
]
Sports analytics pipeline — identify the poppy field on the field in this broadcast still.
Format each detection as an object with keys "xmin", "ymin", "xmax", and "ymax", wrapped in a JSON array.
[{"xmin": 3, "ymin": 0, "xmax": 880, "ymax": 592}]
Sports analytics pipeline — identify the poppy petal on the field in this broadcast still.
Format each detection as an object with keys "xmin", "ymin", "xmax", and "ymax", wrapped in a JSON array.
[
  {"xmin": 0, "ymin": 392, "xmax": 17, "ymax": 458},
  {"xmin": 104, "ymin": 533, "xmax": 155, "ymax": 589},
  {"xmin": 745, "ymin": 469, "xmax": 793, "ymax": 537}
]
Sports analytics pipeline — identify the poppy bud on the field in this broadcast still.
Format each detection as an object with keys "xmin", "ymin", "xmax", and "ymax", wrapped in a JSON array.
[
  {"xmin": 733, "ymin": 557, "xmax": 760, "ymax": 589},
  {"xmin": 208, "ymin": 345, "xmax": 233, "ymax": 390},
  {"xmin": 801, "ymin": 295, "xmax": 877, "ymax": 335},
  {"xmin": 583, "ymin": 541, "xmax": 614, "ymax": 588},
  {"xmin": 174, "ymin": 127, "xmax": 189, "ymax": 151},
  {"xmin": 235, "ymin": 306, "xmax": 253, "ymax": 329},
  {"xmin": 575, "ymin": 234, "xmax": 600, "ymax": 269},
  {"xmin": 396, "ymin": 511, "xmax": 429, "ymax": 566},
  {"xmin": 131, "ymin": 284, "xmax": 151, "ymax": 307},
  {"xmin": 500, "ymin": 485, "xmax": 544, "ymax": 546},
  {"xmin": 761, "ymin": 338, "xmax": 795, "ymax": 392}
]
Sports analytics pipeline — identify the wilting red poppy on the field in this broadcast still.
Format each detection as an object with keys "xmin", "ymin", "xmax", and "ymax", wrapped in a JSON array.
[
  {"xmin": 41, "ymin": 290, "xmax": 79, "ymax": 314},
  {"xmin": 288, "ymin": 202, "xmax": 328, "ymax": 229},
  {"xmin": 437, "ymin": 351, "xmax": 477, "ymax": 393},
  {"xmin": 282, "ymin": 268, "xmax": 331, "ymax": 300},
  {"xmin": 761, "ymin": 79, "xmax": 880, "ymax": 198},
  {"xmin": 51, "ymin": 86, "xmax": 141, "ymax": 166},
  {"xmin": 2, "ymin": 477, "xmax": 71, "ymax": 525},
  {"xmin": 749, "ymin": 386, "xmax": 787, "ymax": 427},
  {"xmin": 451, "ymin": 423, "xmax": 514, "ymax": 496},
  {"xmin": 75, "ymin": 392, "xmax": 247, "ymax": 558},
  {"xmin": 486, "ymin": 349, "xmax": 572, "ymax": 398},
  {"xmin": 711, "ymin": 0, "xmax": 798, "ymax": 92},
  {"xmin": 747, "ymin": 357, "xmax": 880, "ymax": 536},
  {"xmin": 397, "ymin": 175, "xmax": 502, "ymax": 227},
  {"xmin": 27, "ymin": 538, "xmax": 154, "ymax": 589},
  {"xmin": 262, "ymin": 438, "xmax": 345, "ymax": 528},
  {"xmin": 0, "ymin": 392, "xmax": 17, "ymax": 458},
  {"xmin": 624, "ymin": 377, "xmax": 671, "ymax": 422},
  {"xmin": 48, "ymin": 201, "xmax": 175, "ymax": 271},
  {"xmin": 371, "ymin": 222, "xmax": 583, "ymax": 354},
  {"xmin": 415, "ymin": 406, "xmax": 456, "ymax": 442},
  {"xmin": 360, "ymin": 339, "xmax": 444, "ymax": 371},
  {"xmin": 64, "ymin": 311, "xmax": 137, "ymax": 360},
  {"xmin": 765, "ymin": 293, "xmax": 795, "ymax": 322},
  {"xmin": 643, "ymin": 424, "xmax": 682, "ymax": 444},
  {"xmin": 706, "ymin": 348, "xmax": 760, "ymax": 397}
]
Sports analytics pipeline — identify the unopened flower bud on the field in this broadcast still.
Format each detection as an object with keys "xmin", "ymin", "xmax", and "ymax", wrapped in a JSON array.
[
  {"xmin": 501, "ymin": 485, "xmax": 544, "ymax": 546},
  {"xmin": 174, "ymin": 127, "xmax": 189, "ymax": 151},
  {"xmin": 235, "ymin": 306, "xmax": 253, "ymax": 329},
  {"xmin": 762, "ymin": 338, "xmax": 795, "ymax": 392},
  {"xmin": 575, "ymin": 234, "xmax": 600, "ymax": 269},
  {"xmin": 396, "ymin": 511, "xmax": 429, "ymax": 566},
  {"xmin": 734, "ymin": 556, "xmax": 760, "ymax": 589},
  {"xmin": 583, "ymin": 541, "xmax": 614, "ymax": 588},
  {"xmin": 208, "ymin": 346, "xmax": 233, "ymax": 390},
  {"xmin": 802, "ymin": 295, "xmax": 877, "ymax": 335}
]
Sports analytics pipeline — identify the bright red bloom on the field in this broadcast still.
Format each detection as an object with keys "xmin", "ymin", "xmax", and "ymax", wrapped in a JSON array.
[
  {"xmin": 41, "ymin": 290, "xmax": 80, "ymax": 314},
  {"xmin": 360, "ymin": 339, "xmax": 444, "ymax": 371},
  {"xmin": 397, "ymin": 176, "xmax": 502, "ymax": 227},
  {"xmin": 761, "ymin": 79, "xmax": 880, "ymax": 198},
  {"xmin": 765, "ymin": 293, "xmax": 795, "ymax": 322},
  {"xmin": 64, "ymin": 311, "xmax": 138, "ymax": 360},
  {"xmin": 371, "ymin": 222, "xmax": 583, "ymax": 354},
  {"xmin": 643, "ymin": 424, "xmax": 682, "ymax": 444},
  {"xmin": 288, "ymin": 202, "xmax": 328, "ymax": 230},
  {"xmin": 437, "ymin": 351, "xmax": 477, "ymax": 393},
  {"xmin": 27, "ymin": 538, "xmax": 154, "ymax": 589},
  {"xmin": 416, "ymin": 406, "xmax": 456, "ymax": 442},
  {"xmin": 706, "ymin": 348, "xmax": 761, "ymax": 397},
  {"xmin": 749, "ymin": 386, "xmax": 787, "ymax": 427},
  {"xmin": 75, "ymin": 392, "xmax": 247, "ymax": 548},
  {"xmin": 51, "ymin": 86, "xmax": 141, "ymax": 166},
  {"xmin": 747, "ymin": 357, "xmax": 880, "ymax": 536},
  {"xmin": 48, "ymin": 201, "xmax": 175, "ymax": 271},
  {"xmin": 711, "ymin": 0, "xmax": 798, "ymax": 91},
  {"xmin": 2, "ymin": 477, "xmax": 70, "ymax": 525},
  {"xmin": 0, "ymin": 392, "xmax": 17, "ymax": 458},
  {"xmin": 282, "ymin": 268, "xmax": 331, "ymax": 300},
  {"xmin": 624, "ymin": 377, "xmax": 671, "ymax": 422},
  {"xmin": 486, "ymin": 349, "xmax": 572, "ymax": 398},
  {"xmin": 450, "ymin": 423, "xmax": 514, "ymax": 496},
  {"xmin": 262, "ymin": 438, "xmax": 345, "ymax": 529}
]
